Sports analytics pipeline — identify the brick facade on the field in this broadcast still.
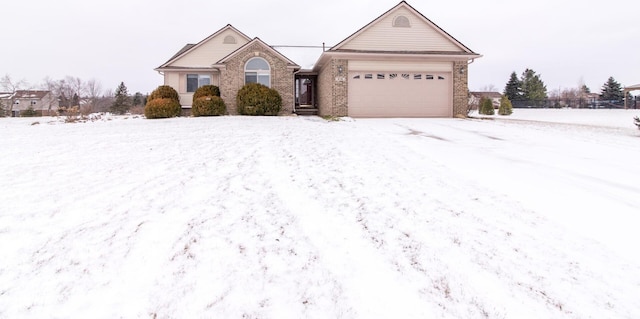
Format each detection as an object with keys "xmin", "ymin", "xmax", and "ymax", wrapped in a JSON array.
[
  {"xmin": 219, "ymin": 42, "xmax": 296, "ymax": 115},
  {"xmin": 452, "ymin": 61, "xmax": 469, "ymax": 117},
  {"xmin": 317, "ymin": 59, "xmax": 348, "ymax": 117}
]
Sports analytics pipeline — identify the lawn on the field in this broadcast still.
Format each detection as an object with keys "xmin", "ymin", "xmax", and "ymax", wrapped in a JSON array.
[{"xmin": 1, "ymin": 109, "xmax": 639, "ymax": 318}]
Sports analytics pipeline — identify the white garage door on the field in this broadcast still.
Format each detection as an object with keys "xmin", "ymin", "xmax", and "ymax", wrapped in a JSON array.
[{"xmin": 348, "ymin": 69, "xmax": 453, "ymax": 118}]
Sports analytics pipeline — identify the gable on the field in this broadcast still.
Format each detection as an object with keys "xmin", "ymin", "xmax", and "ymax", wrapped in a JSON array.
[
  {"xmin": 164, "ymin": 27, "xmax": 250, "ymax": 68},
  {"xmin": 334, "ymin": 4, "xmax": 470, "ymax": 53},
  {"xmin": 216, "ymin": 38, "xmax": 299, "ymax": 68}
]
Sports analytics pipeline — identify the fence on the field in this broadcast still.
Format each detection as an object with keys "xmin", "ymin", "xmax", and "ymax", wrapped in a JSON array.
[{"xmin": 511, "ymin": 99, "xmax": 636, "ymax": 109}]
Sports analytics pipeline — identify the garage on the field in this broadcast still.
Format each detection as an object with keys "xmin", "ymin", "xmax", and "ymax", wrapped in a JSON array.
[{"xmin": 347, "ymin": 61, "xmax": 452, "ymax": 118}]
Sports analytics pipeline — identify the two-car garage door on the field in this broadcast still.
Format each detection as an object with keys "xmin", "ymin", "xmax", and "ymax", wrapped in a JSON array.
[{"xmin": 348, "ymin": 61, "xmax": 453, "ymax": 117}]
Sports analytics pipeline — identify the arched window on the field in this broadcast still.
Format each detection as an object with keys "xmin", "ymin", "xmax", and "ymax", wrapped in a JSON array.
[
  {"xmin": 393, "ymin": 15, "xmax": 411, "ymax": 28},
  {"xmin": 245, "ymin": 57, "xmax": 270, "ymax": 87}
]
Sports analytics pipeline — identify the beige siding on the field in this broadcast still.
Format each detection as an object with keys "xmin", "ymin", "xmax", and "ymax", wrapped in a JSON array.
[
  {"xmin": 340, "ymin": 7, "xmax": 461, "ymax": 52},
  {"xmin": 165, "ymin": 72, "xmax": 180, "ymax": 89},
  {"xmin": 164, "ymin": 72, "xmax": 219, "ymax": 107},
  {"xmin": 169, "ymin": 29, "xmax": 249, "ymax": 67},
  {"xmin": 349, "ymin": 60, "xmax": 452, "ymax": 72}
]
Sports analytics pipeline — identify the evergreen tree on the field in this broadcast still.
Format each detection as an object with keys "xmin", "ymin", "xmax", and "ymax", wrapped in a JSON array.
[
  {"xmin": 600, "ymin": 76, "xmax": 623, "ymax": 101},
  {"xmin": 521, "ymin": 68, "xmax": 547, "ymax": 103},
  {"xmin": 498, "ymin": 95, "xmax": 513, "ymax": 116},
  {"xmin": 479, "ymin": 97, "xmax": 495, "ymax": 115},
  {"xmin": 503, "ymin": 71, "xmax": 522, "ymax": 101},
  {"xmin": 110, "ymin": 82, "xmax": 131, "ymax": 114},
  {"xmin": 634, "ymin": 116, "xmax": 640, "ymax": 129},
  {"xmin": 133, "ymin": 92, "xmax": 143, "ymax": 106},
  {"xmin": 580, "ymin": 84, "xmax": 590, "ymax": 94}
]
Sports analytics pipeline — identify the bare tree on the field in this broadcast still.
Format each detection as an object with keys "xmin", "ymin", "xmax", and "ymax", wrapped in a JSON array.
[
  {"xmin": 1, "ymin": 74, "xmax": 29, "ymax": 116},
  {"xmin": 85, "ymin": 78, "xmax": 103, "ymax": 113},
  {"xmin": 480, "ymin": 84, "xmax": 498, "ymax": 92}
]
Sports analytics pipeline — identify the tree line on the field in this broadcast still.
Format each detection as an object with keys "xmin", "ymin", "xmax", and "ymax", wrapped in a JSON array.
[
  {"xmin": 500, "ymin": 70, "xmax": 633, "ymax": 108},
  {"xmin": 0, "ymin": 74, "xmax": 146, "ymax": 116}
]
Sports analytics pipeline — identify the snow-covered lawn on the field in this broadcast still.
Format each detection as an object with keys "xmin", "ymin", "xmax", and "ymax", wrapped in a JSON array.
[{"xmin": 1, "ymin": 109, "xmax": 639, "ymax": 318}]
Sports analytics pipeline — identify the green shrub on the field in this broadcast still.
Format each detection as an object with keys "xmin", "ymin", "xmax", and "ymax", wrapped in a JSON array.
[
  {"xmin": 192, "ymin": 96, "xmax": 226, "ymax": 117},
  {"xmin": 192, "ymin": 85, "xmax": 220, "ymax": 101},
  {"xmin": 498, "ymin": 95, "xmax": 513, "ymax": 116},
  {"xmin": 236, "ymin": 83, "xmax": 282, "ymax": 116},
  {"xmin": 148, "ymin": 85, "xmax": 179, "ymax": 102},
  {"xmin": 21, "ymin": 107, "xmax": 38, "ymax": 117},
  {"xmin": 479, "ymin": 97, "xmax": 495, "ymax": 115},
  {"xmin": 144, "ymin": 98, "xmax": 181, "ymax": 119}
]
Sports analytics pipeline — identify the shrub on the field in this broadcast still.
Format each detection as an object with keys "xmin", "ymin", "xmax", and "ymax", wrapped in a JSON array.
[
  {"xmin": 634, "ymin": 116, "xmax": 640, "ymax": 130},
  {"xmin": 498, "ymin": 95, "xmax": 513, "ymax": 116},
  {"xmin": 148, "ymin": 85, "xmax": 179, "ymax": 102},
  {"xmin": 192, "ymin": 85, "xmax": 220, "ymax": 101},
  {"xmin": 21, "ymin": 107, "xmax": 38, "ymax": 117},
  {"xmin": 192, "ymin": 96, "xmax": 226, "ymax": 117},
  {"xmin": 236, "ymin": 83, "xmax": 282, "ymax": 116},
  {"xmin": 479, "ymin": 97, "xmax": 495, "ymax": 115},
  {"xmin": 144, "ymin": 98, "xmax": 181, "ymax": 119}
]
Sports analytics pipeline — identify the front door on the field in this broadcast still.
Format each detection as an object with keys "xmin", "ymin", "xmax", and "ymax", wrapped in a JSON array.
[{"xmin": 295, "ymin": 75, "xmax": 316, "ymax": 107}]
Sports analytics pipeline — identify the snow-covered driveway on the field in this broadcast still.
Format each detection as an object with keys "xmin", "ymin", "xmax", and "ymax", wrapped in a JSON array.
[{"xmin": 1, "ymin": 111, "xmax": 639, "ymax": 318}]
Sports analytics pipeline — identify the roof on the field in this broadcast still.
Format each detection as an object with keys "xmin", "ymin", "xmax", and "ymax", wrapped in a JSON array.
[
  {"xmin": 13, "ymin": 90, "xmax": 51, "ymax": 99},
  {"xmin": 157, "ymin": 24, "xmax": 252, "ymax": 69},
  {"xmin": 215, "ymin": 37, "xmax": 300, "ymax": 68},
  {"xmin": 624, "ymin": 84, "xmax": 640, "ymax": 91}
]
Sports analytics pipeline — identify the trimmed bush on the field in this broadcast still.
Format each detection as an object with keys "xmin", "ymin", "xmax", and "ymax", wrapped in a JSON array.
[
  {"xmin": 148, "ymin": 85, "xmax": 179, "ymax": 102},
  {"xmin": 144, "ymin": 98, "xmax": 181, "ymax": 119},
  {"xmin": 498, "ymin": 95, "xmax": 513, "ymax": 116},
  {"xmin": 192, "ymin": 85, "xmax": 220, "ymax": 101},
  {"xmin": 192, "ymin": 96, "xmax": 226, "ymax": 117},
  {"xmin": 236, "ymin": 83, "xmax": 282, "ymax": 116},
  {"xmin": 479, "ymin": 97, "xmax": 495, "ymax": 115},
  {"xmin": 21, "ymin": 107, "xmax": 38, "ymax": 117}
]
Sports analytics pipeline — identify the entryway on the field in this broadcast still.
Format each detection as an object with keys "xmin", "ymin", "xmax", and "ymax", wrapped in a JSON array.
[{"xmin": 295, "ymin": 72, "xmax": 317, "ymax": 115}]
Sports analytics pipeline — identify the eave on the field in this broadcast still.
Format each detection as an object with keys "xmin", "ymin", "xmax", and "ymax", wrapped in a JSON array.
[{"xmin": 312, "ymin": 50, "xmax": 482, "ymax": 72}]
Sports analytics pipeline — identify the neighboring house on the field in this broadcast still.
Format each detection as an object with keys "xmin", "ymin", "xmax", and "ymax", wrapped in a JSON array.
[
  {"xmin": 155, "ymin": 1, "xmax": 481, "ymax": 118},
  {"xmin": 0, "ymin": 90, "xmax": 59, "ymax": 117},
  {"xmin": 469, "ymin": 92, "xmax": 502, "ymax": 109}
]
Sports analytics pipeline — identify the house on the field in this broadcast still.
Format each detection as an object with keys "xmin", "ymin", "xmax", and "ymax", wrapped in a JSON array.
[
  {"xmin": 469, "ymin": 92, "xmax": 502, "ymax": 110},
  {"xmin": 0, "ymin": 90, "xmax": 59, "ymax": 117},
  {"xmin": 155, "ymin": 1, "xmax": 481, "ymax": 118}
]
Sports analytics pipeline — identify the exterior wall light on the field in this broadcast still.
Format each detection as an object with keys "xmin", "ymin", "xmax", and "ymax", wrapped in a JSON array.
[{"xmin": 337, "ymin": 65, "xmax": 343, "ymax": 74}]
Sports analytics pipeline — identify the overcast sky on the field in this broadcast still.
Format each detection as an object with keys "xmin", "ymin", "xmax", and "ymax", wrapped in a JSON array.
[{"xmin": 2, "ymin": 0, "xmax": 638, "ymax": 95}]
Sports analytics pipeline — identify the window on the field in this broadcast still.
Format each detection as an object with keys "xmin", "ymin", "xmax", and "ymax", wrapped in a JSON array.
[
  {"xmin": 245, "ymin": 57, "xmax": 270, "ymax": 87},
  {"xmin": 393, "ymin": 15, "xmax": 411, "ymax": 27},
  {"xmin": 401, "ymin": 74, "xmax": 410, "ymax": 80},
  {"xmin": 187, "ymin": 74, "xmax": 211, "ymax": 92},
  {"xmin": 364, "ymin": 74, "xmax": 373, "ymax": 79},
  {"xmin": 389, "ymin": 73, "xmax": 398, "ymax": 79},
  {"xmin": 353, "ymin": 75, "xmax": 361, "ymax": 79},
  {"xmin": 223, "ymin": 35, "xmax": 236, "ymax": 44},
  {"xmin": 31, "ymin": 100, "xmax": 37, "ymax": 105},
  {"xmin": 377, "ymin": 74, "xmax": 385, "ymax": 79},
  {"xmin": 438, "ymin": 76, "xmax": 445, "ymax": 80},
  {"xmin": 426, "ymin": 75, "xmax": 434, "ymax": 80},
  {"xmin": 414, "ymin": 74, "xmax": 422, "ymax": 80}
]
